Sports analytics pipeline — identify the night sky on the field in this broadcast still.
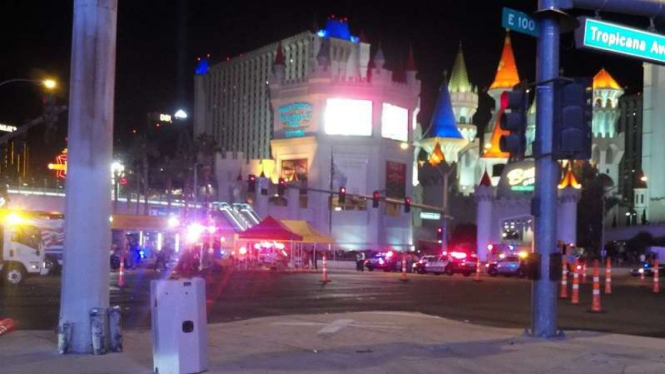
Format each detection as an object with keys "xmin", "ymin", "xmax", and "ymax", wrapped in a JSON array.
[{"xmin": 0, "ymin": 1, "xmax": 651, "ymax": 178}]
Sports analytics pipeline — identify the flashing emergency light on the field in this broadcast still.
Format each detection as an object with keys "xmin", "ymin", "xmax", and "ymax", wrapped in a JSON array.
[
  {"xmin": 450, "ymin": 251, "xmax": 467, "ymax": 260},
  {"xmin": 239, "ymin": 246, "xmax": 248, "ymax": 255},
  {"xmin": 518, "ymin": 251, "xmax": 528, "ymax": 259},
  {"xmin": 186, "ymin": 223, "xmax": 205, "ymax": 243},
  {"xmin": 386, "ymin": 251, "xmax": 394, "ymax": 258},
  {"xmin": 207, "ymin": 225, "xmax": 217, "ymax": 234},
  {"xmin": 5, "ymin": 212, "xmax": 23, "ymax": 225},
  {"xmin": 487, "ymin": 244, "xmax": 494, "ymax": 251},
  {"xmin": 168, "ymin": 216, "xmax": 180, "ymax": 228}
]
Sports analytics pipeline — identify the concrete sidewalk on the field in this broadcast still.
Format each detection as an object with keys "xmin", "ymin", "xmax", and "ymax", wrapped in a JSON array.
[{"xmin": 1, "ymin": 311, "xmax": 665, "ymax": 374}]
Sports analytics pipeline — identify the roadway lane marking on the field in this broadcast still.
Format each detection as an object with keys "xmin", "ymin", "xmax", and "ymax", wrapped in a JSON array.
[{"xmin": 318, "ymin": 319, "xmax": 354, "ymax": 334}]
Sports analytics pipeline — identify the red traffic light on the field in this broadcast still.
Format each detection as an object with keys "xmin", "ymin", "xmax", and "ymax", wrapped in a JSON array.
[{"xmin": 404, "ymin": 197, "xmax": 411, "ymax": 213}]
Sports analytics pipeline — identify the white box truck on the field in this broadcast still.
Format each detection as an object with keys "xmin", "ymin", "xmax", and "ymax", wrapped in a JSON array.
[{"xmin": 0, "ymin": 210, "xmax": 57, "ymax": 285}]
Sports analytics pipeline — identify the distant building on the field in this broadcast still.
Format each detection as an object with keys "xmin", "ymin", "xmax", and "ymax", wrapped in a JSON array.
[
  {"xmin": 617, "ymin": 94, "xmax": 643, "ymax": 207},
  {"xmin": 207, "ymin": 18, "xmax": 420, "ymax": 251},
  {"xmin": 193, "ymin": 20, "xmax": 369, "ymax": 160}
]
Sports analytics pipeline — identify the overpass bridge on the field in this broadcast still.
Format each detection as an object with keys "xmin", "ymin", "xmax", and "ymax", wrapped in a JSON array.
[{"xmin": 5, "ymin": 186, "xmax": 260, "ymax": 232}]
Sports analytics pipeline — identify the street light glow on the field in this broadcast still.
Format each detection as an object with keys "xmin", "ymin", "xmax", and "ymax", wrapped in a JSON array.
[
  {"xmin": 42, "ymin": 79, "xmax": 57, "ymax": 90},
  {"xmin": 174, "ymin": 109, "xmax": 188, "ymax": 119}
]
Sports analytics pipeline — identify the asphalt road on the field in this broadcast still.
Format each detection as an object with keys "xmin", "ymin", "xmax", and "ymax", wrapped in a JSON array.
[{"xmin": 1, "ymin": 266, "xmax": 664, "ymax": 337}]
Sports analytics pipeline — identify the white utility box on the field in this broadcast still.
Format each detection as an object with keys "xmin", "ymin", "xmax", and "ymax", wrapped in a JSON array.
[{"xmin": 151, "ymin": 277, "xmax": 208, "ymax": 374}]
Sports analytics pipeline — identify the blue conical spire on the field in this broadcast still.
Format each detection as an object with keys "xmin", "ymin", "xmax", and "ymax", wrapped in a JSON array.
[{"xmin": 429, "ymin": 73, "xmax": 463, "ymax": 139}]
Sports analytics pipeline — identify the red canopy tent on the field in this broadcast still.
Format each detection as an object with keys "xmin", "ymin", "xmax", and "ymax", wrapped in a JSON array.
[{"xmin": 237, "ymin": 216, "xmax": 303, "ymax": 241}]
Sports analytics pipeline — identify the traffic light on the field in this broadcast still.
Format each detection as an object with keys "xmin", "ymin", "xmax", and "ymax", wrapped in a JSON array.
[
  {"xmin": 553, "ymin": 77, "xmax": 593, "ymax": 160},
  {"xmin": 338, "ymin": 187, "xmax": 346, "ymax": 204},
  {"xmin": 247, "ymin": 174, "xmax": 256, "ymax": 193},
  {"xmin": 499, "ymin": 84, "xmax": 529, "ymax": 159},
  {"xmin": 372, "ymin": 190, "xmax": 380, "ymax": 208},
  {"xmin": 436, "ymin": 227, "xmax": 443, "ymax": 243},
  {"xmin": 404, "ymin": 197, "xmax": 411, "ymax": 213},
  {"xmin": 278, "ymin": 178, "xmax": 285, "ymax": 196}
]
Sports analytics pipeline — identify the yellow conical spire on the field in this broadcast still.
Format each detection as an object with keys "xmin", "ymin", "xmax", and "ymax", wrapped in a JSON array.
[{"xmin": 489, "ymin": 33, "xmax": 520, "ymax": 91}]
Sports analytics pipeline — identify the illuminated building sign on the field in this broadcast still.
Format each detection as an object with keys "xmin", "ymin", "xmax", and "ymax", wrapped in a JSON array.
[
  {"xmin": 507, "ymin": 167, "xmax": 535, "ymax": 191},
  {"xmin": 0, "ymin": 124, "xmax": 17, "ymax": 133},
  {"xmin": 279, "ymin": 102, "xmax": 313, "ymax": 128},
  {"xmin": 47, "ymin": 149, "xmax": 68, "ymax": 179},
  {"xmin": 159, "ymin": 114, "xmax": 172, "ymax": 122},
  {"xmin": 325, "ymin": 99, "xmax": 372, "ymax": 136},
  {"xmin": 381, "ymin": 103, "xmax": 408, "ymax": 142}
]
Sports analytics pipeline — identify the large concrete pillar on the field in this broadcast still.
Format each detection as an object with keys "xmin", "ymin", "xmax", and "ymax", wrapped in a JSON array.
[
  {"xmin": 475, "ymin": 185, "xmax": 494, "ymax": 262},
  {"xmin": 59, "ymin": 0, "xmax": 117, "ymax": 354},
  {"xmin": 558, "ymin": 188, "xmax": 580, "ymax": 246}
]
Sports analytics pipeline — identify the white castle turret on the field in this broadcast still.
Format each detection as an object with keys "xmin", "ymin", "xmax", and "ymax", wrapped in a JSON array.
[
  {"xmin": 557, "ymin": 166, "xmax": 581, "ymax": 246},
  {"xmin": 591, "ymin": 68, "xmax": 624, "ymax": 189},
  {"xmin": 475, "ymin": 170, "xmax": 494, "ymax": 262}
]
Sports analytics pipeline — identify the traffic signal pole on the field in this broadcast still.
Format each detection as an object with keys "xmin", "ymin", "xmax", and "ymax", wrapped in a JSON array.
[{"xmin": 532, "ymin": 0, "xmax": 562, "ymax": 338}]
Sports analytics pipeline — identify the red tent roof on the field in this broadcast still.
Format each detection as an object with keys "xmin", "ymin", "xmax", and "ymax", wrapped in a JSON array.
[{"xmin": 237, "ymin": 216, "xmax": 303, "ymax": 241}]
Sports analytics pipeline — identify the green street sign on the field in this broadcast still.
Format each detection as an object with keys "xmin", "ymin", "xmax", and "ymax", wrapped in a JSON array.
[
  {"xmin": 502, "ymin": 8, "xmax": 539, "ymax": 37},
  {"xmin": 576, "ymin": 17, "xmax": 665, "ymax": 64}
]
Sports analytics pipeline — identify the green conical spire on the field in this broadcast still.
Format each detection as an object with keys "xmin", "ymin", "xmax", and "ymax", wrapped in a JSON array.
[{"xmin": 448, "ymin": 43, "xmax": 472, "ymax": 94}]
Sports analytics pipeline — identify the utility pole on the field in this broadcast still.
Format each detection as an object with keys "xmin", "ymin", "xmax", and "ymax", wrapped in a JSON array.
[
  {"xmin": 532, "ymin": 0, "xmax": 562, "ymax": 338},
  {"xmin": 59, "ymin": 0, "xmax": 117, "ymax": 354}
]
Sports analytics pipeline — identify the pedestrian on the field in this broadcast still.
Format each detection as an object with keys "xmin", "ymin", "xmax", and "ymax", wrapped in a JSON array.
[
  {"xmin": 360, "ymin": 250, "xmax": 366, "ymax": 272},
  {"xmin": 355, "ymin": 251, "xmax": 362, "ymax": 271}
]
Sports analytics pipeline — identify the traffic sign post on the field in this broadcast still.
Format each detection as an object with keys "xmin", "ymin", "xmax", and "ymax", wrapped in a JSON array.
[
  {"xmin": 502, "ymin": 8, "xmax": 540, "ymax": 37},
  {"xmin": 576, "ymin": 17, "xmax": 665, "ymax": 64}
]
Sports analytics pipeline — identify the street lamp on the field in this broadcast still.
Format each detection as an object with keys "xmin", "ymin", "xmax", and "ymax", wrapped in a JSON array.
[
  {"xmin": 427, "ymin": 141, "xmax": 455, "ymax": 253},
  {"xmin": 0, "ymin": 78, "xmax": 57, "ymax": 90}
]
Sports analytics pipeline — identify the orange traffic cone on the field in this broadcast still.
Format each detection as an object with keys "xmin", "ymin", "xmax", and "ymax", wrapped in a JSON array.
[
  {"xmin": 654, "ymin": 259, "xmax": 660, "ymax": 294},
  {"xmin": 474, "ymin": 259, "xmax": 481, "ymax": 282},
  {"xmin": 400, "ymin": 252, "xmax": 408, "ymax": 282},
  {"xmin": 118, "ymin": 255, "xmax": 125, "ymax": 288},
  {"xmin": 560, "ymin": 257, "xmax": 568, "ymax": 299},
  {"xmin": 0, "ymin": 318, "xmax": 17, "ymax": 337},
  {"xmin": 582, "ymin": 262, "xmax": 587, "ymax": 284},
  {"xmin": 571, "ymin": 260, "xmax": 580, "ymax": 305},
  {"xmin": 605, "ymin": 257, "xmax": 612, "ymax": 294},
  {"xmin": 320, "ymin": 253, "xmax": 330, "ymax": 284},
  {"xmin": 589, "ymin": 259, "xmax": 602, "ymax": 313}
]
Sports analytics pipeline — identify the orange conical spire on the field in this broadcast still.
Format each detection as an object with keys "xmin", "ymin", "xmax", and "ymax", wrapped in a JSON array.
[
  {"xmin": 428, "ymin": 142, "xmax": 446, "ymax": 166},
  {"xmin": 593, "ymin": 68, "xmax": 621, "ymax": 90},
  {"xmin": 558, "ymin": 165, "xmax": 581, "ymax": 189},
  {"xmin": 483, "ymin": 116, "xmax": 510, "ymax": 158},
  {"xmin": 489, "ymin": 33, "xmax": 520, "ymax": 91}
]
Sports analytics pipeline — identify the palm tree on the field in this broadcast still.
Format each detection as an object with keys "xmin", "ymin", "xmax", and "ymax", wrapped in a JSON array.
[
  {"xmin": 193, "ymin": 134, "xmax": 219, "ymax": 207},
  {"xmin": 129, "ymin": 135, "xmax": 159, "ymax": 215}
]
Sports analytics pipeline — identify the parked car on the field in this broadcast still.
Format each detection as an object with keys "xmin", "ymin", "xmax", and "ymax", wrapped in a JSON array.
[
  {"xmin": 488, "ymin": 255, "xmax": 526, "ymax": 278},
  {"xmin": 631, "ymin": 262, "xmax": 665, "ymax": 277},
  {"xmin": 423, "ymin": 255, "xmax": 449, "ymax": 275},
  {"xmin": 365, "ymin": 252, "xmax": 399, "ymax": 272},
  {"xmin": 443, "ymin": 250, "xmax": 478, "ymax": 277},
  {"xmin": 413, "ymin": 255, "xmax": 437, "ymax": 274}
]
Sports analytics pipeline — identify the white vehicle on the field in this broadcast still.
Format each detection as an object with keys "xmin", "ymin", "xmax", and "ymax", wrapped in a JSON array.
[
  {"xmin": 0, "ymin": 210, "xmax": 52, "ymax": 285},
  {"xmin": 423, "ymin": 255, "xmax": 449, "ymax": 275}
]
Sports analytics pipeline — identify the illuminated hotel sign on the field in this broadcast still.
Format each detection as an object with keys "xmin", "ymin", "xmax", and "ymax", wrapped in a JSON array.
[
  {"xmin": 48, "ymin": 149, "xmax": 68, "ymax": 179},
  {"xmin": 0, "ymin": 123, "xmax": 17, "ymax": 133},
  {"xmin": 279, "ymin": 103, "xmax": 312, "ymax": 127},
  {"xmin": 576, "ymin": 17, "xmax": 665, "ymax": 64},
  {"xmin": 279, "ymin": 102, "xmax": 312, "ymax": 138},
  {"xmin": 507, "ymin": 167, "xmax": 535, "ymax": 192}
]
